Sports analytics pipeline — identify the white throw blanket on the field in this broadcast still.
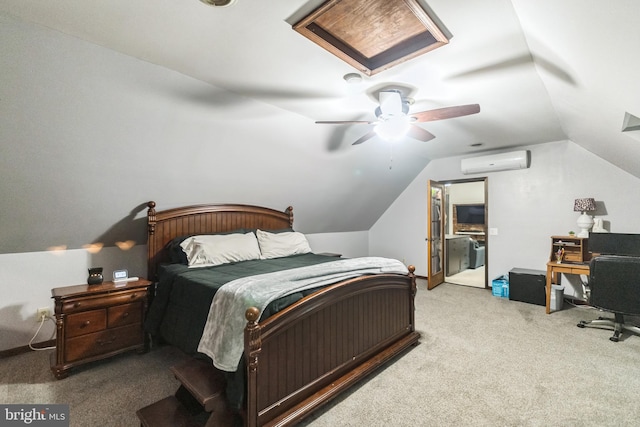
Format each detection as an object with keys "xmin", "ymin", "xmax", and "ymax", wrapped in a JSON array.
[{"xmin": 197, "ymin": 257, "xmax": 409, "ymax": 371}]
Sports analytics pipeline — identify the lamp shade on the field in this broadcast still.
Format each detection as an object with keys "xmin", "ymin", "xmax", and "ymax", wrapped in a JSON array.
[
  {"xmin": 574, "ymin": 198, "xmax": 596, "ymax": 212},
  {"xmin": 574, "ymin": 198, "xmax": 596, "ymax": 238}
]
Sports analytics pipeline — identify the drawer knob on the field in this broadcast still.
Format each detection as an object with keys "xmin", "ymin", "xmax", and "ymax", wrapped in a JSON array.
[
  {"xmin": 122, "ymin": 312, "xmax": 129, "ymax": 318},
  {"xmin": 74, "ymin": 302, "xmax": 81, "ymax": 308},
  {"xmin": 82, "ymin": 320, "xmax": 91, "ymax": 327},
  {"xmin": 131, "ymin": 293, "xmax": 137, "ymax": 299}
]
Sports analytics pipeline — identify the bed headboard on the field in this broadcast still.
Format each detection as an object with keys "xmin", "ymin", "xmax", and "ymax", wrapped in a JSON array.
[{"xmin": 146, "ymin": 201, "xmax": 294, "ymax": 281}]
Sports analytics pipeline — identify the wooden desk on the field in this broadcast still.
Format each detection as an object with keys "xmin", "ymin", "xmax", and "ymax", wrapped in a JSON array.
[{"xmin": 545, "ymin": 261, "xmax": 590, "ymax": 314}]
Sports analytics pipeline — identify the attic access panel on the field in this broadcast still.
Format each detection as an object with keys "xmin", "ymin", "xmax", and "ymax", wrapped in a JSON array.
[{"xmin": 293, "ymin": 0, "xmax": 449, "ymax": 76}]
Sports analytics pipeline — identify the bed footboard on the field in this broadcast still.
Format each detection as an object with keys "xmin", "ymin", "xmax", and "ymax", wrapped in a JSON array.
[{"xmin": 243, "ymin": 268, "xmax": 419, "ymax": 427}]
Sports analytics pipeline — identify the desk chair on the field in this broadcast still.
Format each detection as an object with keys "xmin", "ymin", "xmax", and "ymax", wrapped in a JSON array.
[{"xmin": 577, "ymin": 255, "xmax": 640, "ymax": 342}]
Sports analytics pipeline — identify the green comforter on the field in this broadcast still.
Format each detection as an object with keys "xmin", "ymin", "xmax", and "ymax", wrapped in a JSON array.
[{"xmin": 144, "ymin": 253, "xmax": 338, "ymax": 354}]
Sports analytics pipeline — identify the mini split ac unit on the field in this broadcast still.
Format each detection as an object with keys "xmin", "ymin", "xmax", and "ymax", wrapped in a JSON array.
[{"xmin": 461, "ymin": 150, "xmax": 530, "ymax": 174}]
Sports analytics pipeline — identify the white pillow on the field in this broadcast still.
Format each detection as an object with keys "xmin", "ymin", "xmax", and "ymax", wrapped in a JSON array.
[
  {"xmin": 179, "ymin": 236, "xmax": 200, "ymax": 263},
  {"xmin": 256, "ymin": 229, "xmax": 312, "ymax": 259},
  {"xmin": 180, "ymin": 232, "xmax": 261, "ymax": 268}
]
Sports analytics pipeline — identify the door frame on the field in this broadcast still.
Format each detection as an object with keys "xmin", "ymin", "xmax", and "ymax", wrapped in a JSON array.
[{"xmin": 427, "ymin": 177, "xmax": 488, "ymax": 289}]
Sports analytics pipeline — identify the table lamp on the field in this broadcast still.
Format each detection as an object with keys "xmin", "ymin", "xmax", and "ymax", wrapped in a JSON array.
[{"xmin": 574, "ymin": 198, "xmax": 596, "ymax": 237}]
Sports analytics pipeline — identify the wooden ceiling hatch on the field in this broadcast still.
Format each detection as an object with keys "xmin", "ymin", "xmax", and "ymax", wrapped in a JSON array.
[{"xmin": 293, "ymin": 0, "xmax": 449, "ymax": 76}]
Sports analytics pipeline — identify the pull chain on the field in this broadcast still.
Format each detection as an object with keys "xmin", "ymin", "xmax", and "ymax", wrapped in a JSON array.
[{"xmin": 389, "ymin": 143, "xmax": 393, "ymax": 170}]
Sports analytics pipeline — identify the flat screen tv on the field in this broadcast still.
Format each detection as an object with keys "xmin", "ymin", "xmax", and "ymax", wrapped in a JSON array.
[{"xmin": 455, "ymin": 204, "xmax": 485, "ymax": 225}]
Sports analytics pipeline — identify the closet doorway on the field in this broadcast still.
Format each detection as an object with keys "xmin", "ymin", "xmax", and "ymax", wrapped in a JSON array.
[{"xmin": 427, "ymin": 178, "xmax": 488, "ymax": 289}]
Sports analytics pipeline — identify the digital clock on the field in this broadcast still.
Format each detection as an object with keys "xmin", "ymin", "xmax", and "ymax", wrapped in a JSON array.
[{"xmin": 113, "ymin": 269, "xmax": 128, "ymax": 281}]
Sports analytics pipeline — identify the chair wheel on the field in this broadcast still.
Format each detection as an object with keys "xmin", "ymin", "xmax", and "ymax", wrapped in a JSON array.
[
  {"xmin": 577, "ymin": 322, "xmax": 586, "ymax": 328},
  {"xmin": 609, "ymin": 336, "xmax": 619, "ymax": 342}
]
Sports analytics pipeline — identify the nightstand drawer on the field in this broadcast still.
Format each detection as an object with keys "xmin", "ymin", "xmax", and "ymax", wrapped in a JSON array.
[
  {"xmin": 66, "ymin": 309, "xmax": 107, "ymax": 338},
  {"xmin": 51, "ymin": 279, "xmax": 152, "ymax": 378},
  {"xmin": 108, "ymin": 302, "xmax": 142, "ymax": 328},
  {"xmin": 62, "ymin": 290, "xmax": 147, "ymax": 313},
  {"xmin": 65, "ymin": 323, "xmax": 142, "ymax": 362}
]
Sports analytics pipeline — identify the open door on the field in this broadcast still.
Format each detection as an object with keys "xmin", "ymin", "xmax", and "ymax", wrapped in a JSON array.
[{"xmin": 427, "ymin": 180, "xmax": 445, "ymax": 290}]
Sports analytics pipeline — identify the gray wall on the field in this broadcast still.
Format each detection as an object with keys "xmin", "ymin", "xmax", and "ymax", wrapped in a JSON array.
[
  {"xmin": 0, "ymin": 14, "xmax": 316, "ymax": 253},
  {"xmin": 370, "ymin": 140, "xmax": 640, "ymax": 287},
  {"xmin": 0, "ymin": 14, "xmax": 429, "ymax": 256}
]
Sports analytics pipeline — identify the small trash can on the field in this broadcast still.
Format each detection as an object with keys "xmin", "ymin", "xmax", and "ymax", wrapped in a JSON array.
[{"xmin": 550, "ymin": 284, "xmax": 564, "ymax": 311}]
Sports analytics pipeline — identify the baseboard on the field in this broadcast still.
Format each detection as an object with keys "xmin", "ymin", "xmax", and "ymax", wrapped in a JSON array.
[{"xmin": 0, "ymin": 340, "xmax": 55, "ymax": 359}]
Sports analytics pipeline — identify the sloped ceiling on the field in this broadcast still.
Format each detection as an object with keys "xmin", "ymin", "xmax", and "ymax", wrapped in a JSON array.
[{"xmin": 1, "ymin": 0, "xmax": 639, "ymax": 254}]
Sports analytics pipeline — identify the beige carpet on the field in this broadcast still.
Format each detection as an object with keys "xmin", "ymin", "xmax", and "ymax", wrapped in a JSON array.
[
  {"xmin": 2, "ymin": 280, "xmax": 640, "ymax": 426},
  {"xmin": 302, "ymin": 280, "xmax": 640, "ymax": 426},
  {"xmin": 0, "ymin": 344, "xmax": 188, "ymax": 426},
  {"xmin": 446, "ymin": 266, "xmax": 486, "ymax": 288}
]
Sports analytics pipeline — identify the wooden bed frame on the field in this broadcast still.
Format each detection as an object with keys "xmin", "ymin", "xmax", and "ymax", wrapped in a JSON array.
[{"xmin": 146, "ymin": 201, "xmax": 420, "ymax": 426}]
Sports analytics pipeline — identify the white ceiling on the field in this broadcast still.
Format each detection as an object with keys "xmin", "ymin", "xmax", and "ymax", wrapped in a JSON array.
[
  {"xmin": 1, "ymin": 0, "xmax": 639, "ymax": 253},
  {"xmin": 3, "ymin": 0, "xmax": 638, "ymax": 170}
]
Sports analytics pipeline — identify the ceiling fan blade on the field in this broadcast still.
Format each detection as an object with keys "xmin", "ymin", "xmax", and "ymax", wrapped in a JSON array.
[
  {"xmin": 411, "ymin": 104, "xmax": 480, "ymax": 123},
  {"xmin": 378, "ymin": 90, "xmax": 403, "ymax": 116},
  {"xmin": 407, "ymin": 125, "xmax": 436, "ymax": 142},
  {"xmin": 316, "ymin": 120, "xmax": 374, "ymax": 124},
  {"xmin": 352, "ymin": 130, "xmax": 377, "ymax": 145}
]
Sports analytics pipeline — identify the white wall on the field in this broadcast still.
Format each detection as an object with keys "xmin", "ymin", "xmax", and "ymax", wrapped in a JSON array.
[
  {"xmin": 0, "ymin": 231, "xmax": 365, "ymax": 352},
  {"xmin": 370, "ymin": 140, "xmax": 640, "ymax": 291}
]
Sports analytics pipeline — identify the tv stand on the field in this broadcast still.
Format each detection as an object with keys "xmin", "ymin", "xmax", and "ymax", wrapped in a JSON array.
[{"xmin": 454, "ymin": 230, "xmax": 485, "ymax": 243}]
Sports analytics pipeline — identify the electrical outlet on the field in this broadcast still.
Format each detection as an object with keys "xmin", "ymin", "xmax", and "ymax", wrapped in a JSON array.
[{"xmin": 36, "ymin": 307, "xmax": 51, "ymax": 322}]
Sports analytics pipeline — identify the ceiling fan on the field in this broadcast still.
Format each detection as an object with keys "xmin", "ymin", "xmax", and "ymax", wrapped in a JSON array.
[{"xmin": 316, "ymin": 90, "xmax": 480, "ymax": 145}]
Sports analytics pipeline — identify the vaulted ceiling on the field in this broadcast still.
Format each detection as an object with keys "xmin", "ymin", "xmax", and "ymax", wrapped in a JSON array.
[{"xmin": 1, "ymin": 0, "xmax": 639, "ymax": 253}]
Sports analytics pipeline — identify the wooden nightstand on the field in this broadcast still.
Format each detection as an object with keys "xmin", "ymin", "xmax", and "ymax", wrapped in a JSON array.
[{"xmin": 50, "ymin": 279, "xmax": 152, "ymax": 379}]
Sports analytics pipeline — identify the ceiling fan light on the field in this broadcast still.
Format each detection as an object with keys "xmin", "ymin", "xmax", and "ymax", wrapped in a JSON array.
[{"xmin": 375, "ymin": 116, "xmax": 411, "ymax": 142}]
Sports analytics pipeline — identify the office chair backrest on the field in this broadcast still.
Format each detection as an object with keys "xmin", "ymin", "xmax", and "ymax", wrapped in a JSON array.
[
  {"xmin": 589, "ymin": 255, "xmax": 640, "ymax": 316},
  {"xmin": 588, "ymin": 232, "xmax": 640, "ymax": 257}
]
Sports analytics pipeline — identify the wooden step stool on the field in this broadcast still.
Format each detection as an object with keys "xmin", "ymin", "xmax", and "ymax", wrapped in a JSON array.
[
  {"xmin": 137, "ymin": 357, "xmax": 235, "ymax": 427},
  {"xmin": 136, "ymin": 395, "xmax": 201, "ymax": 427},
  {"xmin": 170, "ymin": 358, "xmax": 226, "ymax": 412}
]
